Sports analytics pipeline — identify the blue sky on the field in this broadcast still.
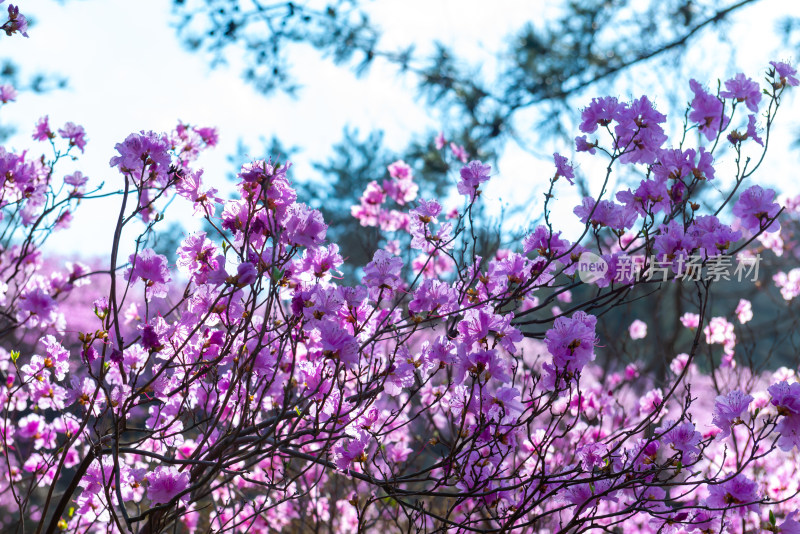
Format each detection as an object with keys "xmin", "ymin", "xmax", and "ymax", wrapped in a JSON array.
[{"xmin": 3, "ymin": 0, "xmax": 798, "ymax": 258}]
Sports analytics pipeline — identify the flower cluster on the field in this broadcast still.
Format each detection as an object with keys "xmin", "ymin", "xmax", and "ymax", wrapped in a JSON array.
[
  {"xmin": 351, "ymin": 159, "xmax": 418, "ymax": 230},
  {"xmin": 0, "ymin": 58, "xmax": 798, "ymax": 534}
]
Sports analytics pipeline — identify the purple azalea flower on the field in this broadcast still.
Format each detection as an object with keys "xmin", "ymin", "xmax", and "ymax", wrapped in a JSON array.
[
  {"xmin": 778, "ymin": 511, "xmax": 800, "ymax": 533},
  {"xmin": 652, "ymin": 148, "xmax": 694, "ymax": 181},
  {"xmin": 732, "ymin": 185, "xmax": 781, "ymax": 233},
  {"xmin": 2, "ymin": 4, "xmax": 27, "ymax": 37},
  {"xmin": 147, "ymin": 466, "xmax": 190, "ymax": 505},
  {"xmin": 235, "ymin": 261, "xmax": 257, "ymax": 286},
  {"xmin": 712, "ymin": 390, "xmax": 753, "ymax": 439},
  {"xmin": 283, "ymin": 203, "xmax": 327, "ymax": 248},
  {"xmin": 176, "ymin": 232, "xmax": 220, "ymax": 285},
  {"xmin": 577, "ymin": 442, "xmax": 608, "ymax": 471},
  {"xmin": 110, "ymin": 130, "xmax": 172, "ymax": 186},
  {"xmin": 486, "ymin": 386, "xmax": 524, "ymax": 422},
  {"xmin": 746, "ymin": 114, "xmax": 764, "ymax": 146},
  {"xmin": 545, "ymin": 311, "xmax": 597, "ymax": 374},
  {"xmin": 688, "ymin": 79, "xmax": 728, "ymax": 141},
  {"xmin": 193, "ymin": 126, "xmax": 219, "ymax": 146},
  {"xmin": 720, "ymin": 73, "xmax": 761, "ymax": 113},
  {"xmin": 687, "ymin": 215, "xmax": 741, "ymax": 257},
  {"xmin": 656, "ymin": 419, "xmax": 702, "ymax": 461},
  {"xmin": 457, "ymin": 160, "xmax": 491, "ymax": 202},
  {"xmin": 58, "ymin": 122, "xmax": 87, "ymax": 153},
  {"xmin": 769, "ymin": 381, "xmax": 800, "ymax": 452},
  {"xmin": 616, "ymin": 178, "xmax": 671, "ymax": 217},
  {"xmin": 18, "ymin": 286, "xmax": 58, "ymax": 328},
  {"xmin": 39, "ymin": 335, "xmax": 70, "ymax": 381},
  {"xmin": 613, "ymin": 96, "xmax": 668, "ymax": 164},
  {"xmin": 562, "ymin": 478, "xmax": 617, "ymax": 510},
  {"xmin": 363, "ymin": 249, "xmax": 404, "ymax": 298},
  {"xmin": 775, "ymin": 413, "xmax": 800, "ymax": 452},
  {"xmin": 553, "ymin": 153, "xmax": 575, "ymax": 184},
  {"xmin": 522, "ymin": 225, "xmax": 571, "ymax": 257},
  {"xmin": 125, "ymin": 248, "xmax": 172, "ymax": 301},
  {"xmin": 573, "ymin": 197, "xmax": 637, "ymax": 231},
  {"xmin": 453, "ymin": 347, "xmax": 510, "ymax": 385},
  {"xmin": 579, "ymin": 96, "xmax": 621, "ymax": 133},
  {"xmin": 318, "ymin": 320, "xmax": 359, "ymax": 367},
  {"xmin": 0, "ymin": 83, "xmax": 15, "ymax": 103},
  {"xmin": 384, "ymin": 361, "xmax": 415, "ymax": 396},
  {"xmin": 408, "ymin": 278, "xmax": 457, "ymax": 315},
  {"xmin": 332, "ymin": 431, "xmax": 370, "ymax": 470},
  {"xmin": 653, "ymin": 219, "xmax": 696, "ymax": 267},
  {"xmin": 705, "ymin": 474, "xmax": 760, "ymax": 516},
  {"xmin": 64, "ymin": 170, "xmax": 89, "ymax": 189},
  {"xmin": 770, "ymin": 60, "xmax": 799, "ymax": 87},
  {"xmin": 575, "ymin": 135, "xmax": 597, "ymax": 154}
]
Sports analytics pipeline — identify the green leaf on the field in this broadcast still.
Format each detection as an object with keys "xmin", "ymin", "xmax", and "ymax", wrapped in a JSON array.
[
  {"xmin": 770, "ymin": 509, "xmax": 776, "ymax": 526},
  {"xmin": 10, "ymin": 350, "xmax": 19, "ymax": 363}
]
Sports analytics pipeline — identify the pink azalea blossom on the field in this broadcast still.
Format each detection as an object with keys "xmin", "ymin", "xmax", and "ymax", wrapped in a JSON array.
[
  {"xmin": 680, "ymin": 313, "xmax": 700, "ymax": 329},
  {"xmin": 147, "ymin": 466, "xmax": 190, "ymax": 505},
  {"xmin": 628, "ymin": 319, "xmax": 647, "ymax": 340},
  {"xmin": 125, "ymin": 248, "xmax": 171, "ymax": 301},
  {"xmin": 735, "ymin": 299, "xmax": 753, "ymax": 324},
  {"xmin": 449, "ymin": 142, "xmax": 468, "ymax": 162},
  {"xmin": 434, "ymin": 131, "xmax": 446, "ymax": 149}
]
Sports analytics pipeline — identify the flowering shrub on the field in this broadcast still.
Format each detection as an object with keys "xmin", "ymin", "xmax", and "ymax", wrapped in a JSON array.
[{"xmin": 4, "ymin": 8, "xmax": 800, "ymax": 533}]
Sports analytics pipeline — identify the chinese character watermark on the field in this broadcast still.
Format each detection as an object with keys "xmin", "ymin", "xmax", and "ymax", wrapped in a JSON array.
[
  {"xmin": 575, "ymin": 253, "xmax": 762, "ymax": 284},
  {"xmin": 617, "ymin": 254, "xmax": 761, "ymax": 283}
]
